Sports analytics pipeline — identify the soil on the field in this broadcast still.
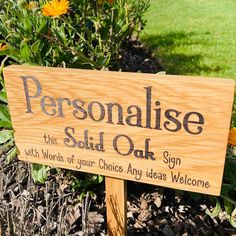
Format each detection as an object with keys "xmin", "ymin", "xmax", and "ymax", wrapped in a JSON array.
[
  {"xmin": 0, "ymin": 39, "xmax": 236, "ymax": 236},
  {"xmin": 118, "ymin": 39, "xmax": 162, "ymax": 73}
]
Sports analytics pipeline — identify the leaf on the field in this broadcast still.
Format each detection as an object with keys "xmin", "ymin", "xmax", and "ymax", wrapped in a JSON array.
[
  {"xmin": 98, "ymin": 175, "xmax": 103, "ymax": 183},
  {"xmin": 0, "ymin": 121, "xmax": 12, "ymax": 129},
  {"xmin": 31, "ymin": 40, "xmax": 41, "ymax": 53},
  {"xmin": 224, "ymin": 198, "xmax": 234, "ymax": 215},
  {"xmin": 17, "ymin": 0, "xmax": 27, "ymax": 8},
  {"xmin": 5, "ymin": 146, "xmax": 17, "ymax": 164},
  {"xmin": 229, "ymin": 208, "xmax": 236, "ymax": 228},
  {"xmin": 24, "ymin": 17, "xmax": 32, "ymax": 32},
  {"xmin": 41, "ymin": 44, "xmax": 52, "ymax": 59},
  {"xmin": 53, "ymin": 27, "xmax": 66, "ymax": 45},
  {"xmin": 221, "ymin": 184, "xmax": 236, "ymax": 206},
  {"xmin": 92, "ymin": 174, "xmax": 103, "ymax": 184},
  {"xmin": 0, "ymin": 139, "xmax": 14, "ymax": 152},
  {"xmin": 72, "ymin": 178, "xmax": 82, "ymax": 192},
  {"xmin": 37, "ymin": 18, "xmax": 48, "ymax": 34},
  {"xmin": 224, "ymin": 158, "xmax": 236, "ymax": 189},
  {"xmin": 0, "ymin": 104, "xmax": 11, "ymax": 122},
  {"xmin": 31, "ymin": 164, "xmax": 50, "ymax": 184},
  {"xmin": 205, "ymin": 199, "xmax": 221, "ymax": 218},
  {"xmin": 0, "ymin": 130, "xmax": 13, "ymax": 144},
  {"xmin": 79, "ymin": 191, "xmax": 86, "ymax": 202},
  {"xmin": 0, "ymin": 91, "xmax": 7, "ymax": 103},
  {"xmin": 0, "ymin": 47, "xmax": 22, "ymax": 63},
  {"xmin": 20, "ymin": 40, "xmax": 32, "ymax": 62}
]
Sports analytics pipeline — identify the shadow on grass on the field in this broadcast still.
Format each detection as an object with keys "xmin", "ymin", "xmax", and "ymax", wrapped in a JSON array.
[{"xmin": 142, "ymin": 31, "xmax": 224, "ymax": 75}]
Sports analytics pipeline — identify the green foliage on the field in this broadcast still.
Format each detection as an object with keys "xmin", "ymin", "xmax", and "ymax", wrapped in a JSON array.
[
  {"xmin": 198, "ymin": 124, "xmax": 236, "ymax": 228},
  {"xmin": 230, "ymin": 208, "xmax": 236, "ymax": 227},
  {"xmin": 71, "ymin": 174, "xmax": 104, "ymax": 201},
  {"xmin": 31, "ymin": 163, "xmax": 51, "ymax": 184},
  {"xmin": 206, "ymin": 198, "xmax": 221, "ymax": 218},
  {"xmin": 205, "ymin": 141, "xmax": 236, "ymax": 228},
  {"xmin": 206, "ymin": 198, "xmax": 236, "ymax": 228},
  {"xmin": 0, "ymin": 0, "xmax": 149, "ymax": 69},
  {"xmin": 0, "ymin": 57, "xmax": 16, "ymax": 164},
  {"xmin": 220, "ymin": 146, "xmax": 236, "ymax": 227},
  {"xmin": 71, "ymin": 174, "xmax": 103, "ymax": 191}
]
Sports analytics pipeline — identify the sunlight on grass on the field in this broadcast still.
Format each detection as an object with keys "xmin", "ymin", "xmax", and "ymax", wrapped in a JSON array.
[{"xmin": 141, "ymin": 0, "xmax": 236, "ymax": 79}]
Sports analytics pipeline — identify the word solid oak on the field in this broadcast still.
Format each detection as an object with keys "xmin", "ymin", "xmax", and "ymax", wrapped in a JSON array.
[{"xmin": 4, "ymin": 65, "xmax": 235, "ymax": 235}]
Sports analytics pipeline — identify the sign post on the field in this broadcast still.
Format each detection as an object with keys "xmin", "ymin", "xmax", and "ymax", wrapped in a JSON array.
[
  {"xmin": 3, "ymin": 65, "xmax": 235, "ymax": 235},
  {"xmin": 106, "ymin": 177, "xmax": 127, "ymax": 236}
]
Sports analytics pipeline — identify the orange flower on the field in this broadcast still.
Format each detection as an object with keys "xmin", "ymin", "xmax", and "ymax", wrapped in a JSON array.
[
  {"xmin": 0, "ymin": 43, "xmax": 7, "ymax": 51},
  {"xmin": 228, "ymin": 128, "xmax": 236, "ymax": 146},
  {"xmin": 42, "ymin": 0, "xmax": 69, "ymax": 17}
]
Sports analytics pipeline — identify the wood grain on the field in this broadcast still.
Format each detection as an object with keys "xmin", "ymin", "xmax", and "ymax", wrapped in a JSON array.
[
  {"xmin": 3, "ymin": 65, "xmax": 235, "ymax": 196},
  {"xmin": 105, "ymin": 177, "xmax": 127, "ymax": 236}
]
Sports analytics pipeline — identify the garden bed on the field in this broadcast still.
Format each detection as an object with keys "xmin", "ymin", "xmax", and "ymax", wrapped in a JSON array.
[{"xmin": 0, "ymin": 40, "xmax": 236, "ymax": 236}]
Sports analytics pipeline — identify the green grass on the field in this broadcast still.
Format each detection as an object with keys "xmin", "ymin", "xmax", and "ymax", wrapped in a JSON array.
[{"xmin": 141, "ymin": 0, "xmax": 236, "ymax": 79}]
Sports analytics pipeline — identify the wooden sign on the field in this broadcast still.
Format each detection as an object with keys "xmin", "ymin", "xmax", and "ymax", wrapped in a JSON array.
[{"xmin": 3, "ymin": 65, "xmax": 235, "ymax": 196}]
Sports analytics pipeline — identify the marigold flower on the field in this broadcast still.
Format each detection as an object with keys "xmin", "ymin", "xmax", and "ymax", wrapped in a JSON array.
[
  {"xmin": 0, "ymin": 43, "xmax": 7, "ymax": 51},
  {"xmin": 42, "ymin": 0, "xmax": 69, "ymax": 17},
  {"xmin": 228, "ymin": 127, "xmax": 236, "ymax": 146}
]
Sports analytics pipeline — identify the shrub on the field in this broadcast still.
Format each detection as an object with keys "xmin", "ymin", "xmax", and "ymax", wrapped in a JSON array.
[{"xmin": 0, "ymin": 0, "xmax": 149, "ymax": 69}]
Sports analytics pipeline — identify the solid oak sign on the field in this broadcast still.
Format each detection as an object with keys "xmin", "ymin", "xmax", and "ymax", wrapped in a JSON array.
[{"xmin": 4, "ymin": 65, "xmax": 235, "ymax": 196}]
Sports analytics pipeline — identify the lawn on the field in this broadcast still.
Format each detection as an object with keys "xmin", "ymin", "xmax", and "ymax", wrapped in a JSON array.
[{"xmin": 141, "ymin": 0, "xmax": 236, "ymax": 79}]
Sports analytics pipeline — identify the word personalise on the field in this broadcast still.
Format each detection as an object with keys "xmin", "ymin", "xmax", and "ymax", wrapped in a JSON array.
[{"xmin": 21, "ymin": 76, "xmax": 205, "ymax": 135}]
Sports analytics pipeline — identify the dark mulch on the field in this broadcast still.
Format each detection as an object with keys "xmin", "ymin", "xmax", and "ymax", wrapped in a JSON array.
[
  {"xmin": 0, "ymin": 39, "xmax": 236, "ymax": 236},
  {"xmin": 127, "ymin": 183, "xmax": 236, "ymax": 236},
  {"xmin": 118, "ymin": 39, "xmax": 162, "ymax": 73},
  {"xmin": 1, "ymin": 155, "xmax": 235, "ymax": 236}
]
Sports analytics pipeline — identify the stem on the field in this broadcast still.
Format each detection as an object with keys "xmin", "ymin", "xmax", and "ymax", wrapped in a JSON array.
[
  {"xmin": 60, "ymin": 18, "xmax": 96, "ymax": 54},
  {"xmin": 35, "ymin": 32, "xmax": 101, "ymax": 69},
  {"xmin": 109, "ymin": 8, "xmax": 114, "ymax": 57},
  {"xmin": 0, "ymin": 56, "xmax": 9, "ymax": 74}
]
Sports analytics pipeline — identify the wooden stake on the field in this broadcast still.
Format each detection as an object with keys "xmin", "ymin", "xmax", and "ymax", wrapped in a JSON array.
[{"xmin": 105, "ymin": 177, "xmax": 127, "ymax": 236}]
